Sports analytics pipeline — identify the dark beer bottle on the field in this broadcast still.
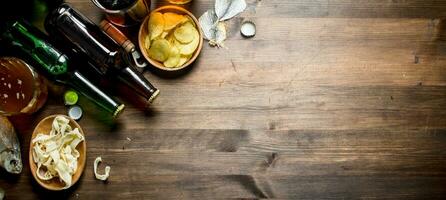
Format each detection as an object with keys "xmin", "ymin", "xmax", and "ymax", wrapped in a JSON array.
[
  {"xmin": 45, "ymin": 3, "xmax": 159, "ymax": 106},
  {"xmin": 1, "ymin": 20, "xmax": 125, "ymax": 117}
]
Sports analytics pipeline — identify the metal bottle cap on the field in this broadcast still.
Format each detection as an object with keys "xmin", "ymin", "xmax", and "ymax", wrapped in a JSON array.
[
  {"xmin": 240, "ymin": 21, "xmax": 256, "ymax": 38},
  {"xmin": 68, "ymin": 105, "xmax": 83, "ymax": 121}
]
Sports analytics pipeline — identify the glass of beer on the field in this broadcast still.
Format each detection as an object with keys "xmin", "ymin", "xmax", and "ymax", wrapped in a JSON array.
[
  {"xmin": 92, "ymin": 0, "xmax": 150, "ymax": 27},
  {"xmin": 167, "ymin": 0, "xmax": 192, "ymax": 4},
  {"xmin": 0, "ymin": 57, "xmax": 48, "ymax": 116}
]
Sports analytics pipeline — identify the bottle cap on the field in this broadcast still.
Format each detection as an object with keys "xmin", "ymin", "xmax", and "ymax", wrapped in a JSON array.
[
  {"xmin": 240, "ymin": 21, "xmax": 256, "ymax": 38},
  {"xmin": 64, "ymin": 90, "xmax": 78, "ymax": 105},
  {"xmin": 68, "ymin": 105, "xmax": 83, "ymax": 120}
]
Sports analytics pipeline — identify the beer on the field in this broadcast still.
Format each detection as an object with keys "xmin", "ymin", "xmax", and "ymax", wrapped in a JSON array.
[
  {"xmin": 99, "ymin": 20, "xmax": 147, "ymax": 70},
  {"xmin": 96, "ymin": 0, "xmax": 136, "ymax": 10},
  {"xmin": 92, "ymin": 0, "xmax": 150, "ymax": 26},
  {"xmin": 0, "ymin": 57, "xmax": 47, "ymax": 115},
  {"xmin": 1, "ymin": 20, "xmax": 125, "ymax": 117},
  {"xmin": 167, "ymin": 0, "xmax": 192, "ymax": 4},
  {"xmin": 46, "ymin": 4, "xmax": 160, "ymax": 106}
]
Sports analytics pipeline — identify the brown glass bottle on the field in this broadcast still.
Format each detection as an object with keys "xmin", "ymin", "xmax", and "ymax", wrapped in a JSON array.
[
  {"xmin": 1, "ymin": 20, "xmax": 125, "ymax": 117},
  {"xmin": 45, "ymin": 3, "xmax": 159, "ymax": 106}
]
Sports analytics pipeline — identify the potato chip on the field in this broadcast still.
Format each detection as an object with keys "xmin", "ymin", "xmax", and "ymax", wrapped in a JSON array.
[
  {"xmin": 144, "ymin": 35, "xmax": 151, "ymax": 50},
  {"xmin": 180, "ymin": 16, "xmax": 190, "ymax": 24},
  {"xmin": 161, "ymin": 31, "xmax": 169, "ymax": 39},
  {"xmin": 182, "ymin": 15, "xmax": 194, "ymax": 24},
  {"xmin": 163, "ymin": 12, "xmax": 185, "ymax": 31},
  {"xmin": 144, "ymin": 11, "xmax": 200, "ymax": 68},
  {"xmin": 174, "ymin": 23, "xmax": 195, "ymax": 44},
  {"xmin": 148, "ymin": 39, "xmax": 171, "ymax": 62},
  {"xmin": 176, "ymin": 55, "xmax": 191, "ymax": 67},
  {"xmin": 149, "ymin": 12, "xmax": 164, "ymax": 40},
  {"xmin": 166, "ymin": 33, "xmax": 176, "ymax": 44},
  {"xmin": 175, "ymin": 27, "xmax": 200, "ymax": 55},
  {"xmin": 164, "ymin": 46, "xmax": 180, "ymax": 68}
]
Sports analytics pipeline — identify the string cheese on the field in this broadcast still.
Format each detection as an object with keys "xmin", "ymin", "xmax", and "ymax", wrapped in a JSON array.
[{"xmin": 32, "ymin": 116, "xmax": 84, "ymax": 189}]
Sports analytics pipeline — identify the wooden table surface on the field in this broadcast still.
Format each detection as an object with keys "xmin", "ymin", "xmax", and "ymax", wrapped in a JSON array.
[{"xmin": 2, "ymin": 0, "xmax": 446, "ymax": 199}]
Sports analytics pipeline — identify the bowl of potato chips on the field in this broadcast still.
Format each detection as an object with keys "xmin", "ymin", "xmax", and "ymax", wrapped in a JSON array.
[{"xmin": 139, "ymin": 6, "xmax": 203, "ymax": 71}]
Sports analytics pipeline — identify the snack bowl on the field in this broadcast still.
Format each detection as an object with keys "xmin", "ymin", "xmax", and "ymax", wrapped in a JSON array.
[
  {"xmin": 29, "ymin": 115, "xmax": 86, "ymax": 191},
  {"xmin": 138, "ymin": 5, "xmax": 203, "ymax": 72}
]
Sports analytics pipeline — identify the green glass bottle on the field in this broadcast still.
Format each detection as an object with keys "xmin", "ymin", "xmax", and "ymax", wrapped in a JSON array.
[{"xmin": 1, "ymin": 20, "xmax": 125, "ymax": 117}]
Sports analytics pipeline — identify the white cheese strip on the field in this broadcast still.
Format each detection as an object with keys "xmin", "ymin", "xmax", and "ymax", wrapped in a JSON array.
[
  {"xmin": 94, "ymin": 157, "xmax": 110, "ymax": 181},
  {"xmin": 32, "ymin": 116, "xmax": 84, "ymax": 189}
]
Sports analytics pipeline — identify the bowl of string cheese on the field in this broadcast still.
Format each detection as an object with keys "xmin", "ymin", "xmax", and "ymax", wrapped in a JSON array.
[{"xmin": 29, "ymin": 115, "xmax": 86, "ymax": 190}]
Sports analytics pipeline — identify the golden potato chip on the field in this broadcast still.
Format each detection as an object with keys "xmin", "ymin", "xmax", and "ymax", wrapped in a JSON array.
[
  {"xmin": 175, "ymin": 27, "xmax": 200, "ymax": 55},
  {"xmin": 176, "ymin": 55, "xmax": 191, "ymax": 68},
  {"xmin": 145, "ymin": 12, "xmax": 199, "ymax": 68},
  {"xmin": 179, "ymin": 17, "xmax": 189, "ymax": 24},
  {"xmin": 174, "ymin": 23, "xmax": 195, "ymax": 44},
  {"xmin": 183, "ymin": 15, "xmax": 194, "ymax": 25},
  {"xmin": 164, "ymin": 46, "xmax": 180, "ymax": 68},
  {"xmin": 166, "ymin": 33, "xmax": 176, "ymax": 44},
  {"xmin": 161, "ymin": 31, "xmax": 169, "ymax": 39},
  {"xmin": 149, "ymin": 12, "xmax": 164, "ymax": 40},
  {"xmin": 163, "ymin": 12, "xmax": 185, "ymax": 31},
  {"xmin": 148, "ymin": 39, "xmax": 171, "ymax": 62},
  {"xmin": 184, "ymin": 21, "xmax": 195, "ymax": 28},
  {"xmin": 144, "ymin": 35, "xmax": 151, "ymax": 50}
]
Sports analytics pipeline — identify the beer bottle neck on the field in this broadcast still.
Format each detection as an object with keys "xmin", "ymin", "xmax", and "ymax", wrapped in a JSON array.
[
  {"xmin": 69, "ymin": 70, "xmax": 124, "ymax": 117},
  {"xmin": 118, "ymin": 66, "xmax": 159, "ymax": 105}
]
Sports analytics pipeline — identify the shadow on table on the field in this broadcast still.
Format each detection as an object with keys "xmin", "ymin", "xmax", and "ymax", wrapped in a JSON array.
[
  {"xmin": 0, "ymin": 169, "xmax": 21, "ymax": 184},
  {"xmin": 434, "ymin": 18, "xmax": 446, "ymax": 41},
  {"xmin": 28, "ymin": 170, "xmax": 84, "ymax": 199},
  {"xmin": 145, "ymin": 60, "xmax": 197, "ymax": 79}
]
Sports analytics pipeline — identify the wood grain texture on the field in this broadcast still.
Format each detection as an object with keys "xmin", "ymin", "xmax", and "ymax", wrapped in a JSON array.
[{"xmin": 1, "ymin": 0, "xmax": 446, "ymax": 199}]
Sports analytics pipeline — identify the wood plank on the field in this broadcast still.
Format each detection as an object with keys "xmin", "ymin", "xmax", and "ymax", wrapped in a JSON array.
[
  {"xmin": 27, "ymin": 84, "xmax": 446, "ymax": 131},
  {"xmin": 2, "ymin": 0, "xmax": 446, "ymax": 199},
  {"xmin": 225, "ymin": 18, "xmax": 445, "ymax": 41},
  {"xmin": 66, "ymin": 0, "xmax": 446, "ymax": 21},
  {"xmin": 80, "ymin": 128, "xmax": 446, "ymax": 176},
  {"xmin": 155, "ymin": 0, "xmax": 446, "ymax": 19},
  {"xmin": 14, "ymin": 128, "xmax": 445, "ymax": 176},
  {"xmin": 5, "ymin": 175, "xmax": 446, "ymax": 199}
]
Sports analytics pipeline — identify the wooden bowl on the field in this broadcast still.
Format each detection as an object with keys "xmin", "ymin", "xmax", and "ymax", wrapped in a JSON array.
[
  {"xmin": 138, "ymin": 5, "xmax": 203, "ymax": 72},
  {"xmin": 29, "ymin": 115, "xmax": 86, "ymax": 191}
]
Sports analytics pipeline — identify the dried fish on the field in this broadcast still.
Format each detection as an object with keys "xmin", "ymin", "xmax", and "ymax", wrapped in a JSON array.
[
  {"xmin": 214, "ymin": 22, "xmax": 227, "ymax": 44},
  {"xmin": 209, "ymin": 22, "xmax": 227, "ymax": 47},
  {"xmin": 199, "ymin": 10, "xmax": 227, "ymax": 47},
  {"xmin": 199, "ymin": 0, "xmax": 246, "ymax": 47},
  {"xmin": 199, "ymin": 10, "xmax": 218, "ymax": 41},
  {"xmin": 215, "ymin": 0, "xmax": 247, "ymax": 21},
  {"xmin": 0, "ymin": 117, "xmax": 22, "ymax": 174}
]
